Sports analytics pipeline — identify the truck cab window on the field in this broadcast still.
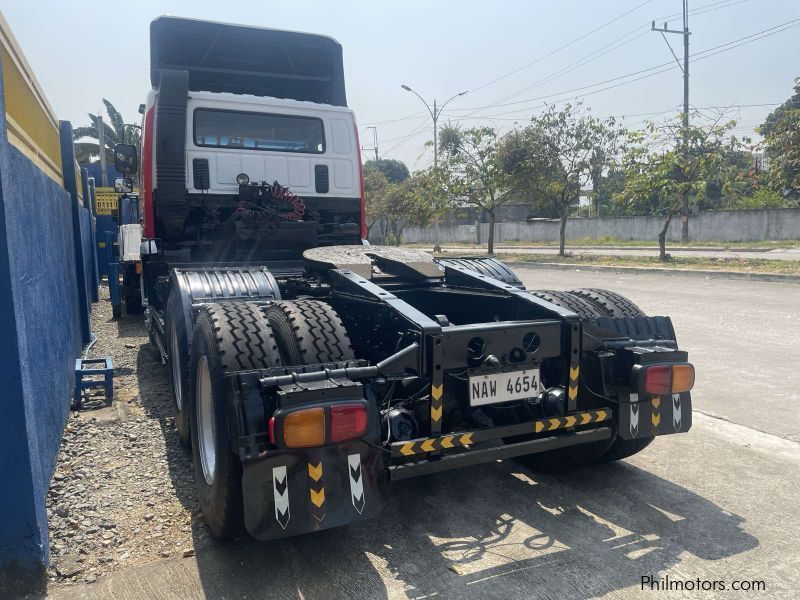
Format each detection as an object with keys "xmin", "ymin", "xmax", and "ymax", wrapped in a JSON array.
[{"xmin": 193, "ymin": 109, "xmax": 325, "ymax": 153}]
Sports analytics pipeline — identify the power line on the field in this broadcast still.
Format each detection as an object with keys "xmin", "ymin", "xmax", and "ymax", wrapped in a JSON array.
[
  {"xmin": 447, "ymin": 18, "xmax": 800, "ymax": 120},
  {"xmin": 461, "ymin": 0, "xmax": 750, "ymax": 116},
  {"xmin": 467, "ymin": 0, "xmax": 655, "ymax": 96},
  {"xmin": 361, "ymin": 0, "xmax": 752, "ymax": 130}
]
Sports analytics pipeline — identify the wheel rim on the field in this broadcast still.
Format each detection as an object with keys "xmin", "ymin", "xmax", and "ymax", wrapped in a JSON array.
[
  {"xmin": 170, "ymin": 324, "xmax": 183, "ymax": 411},
  {"xmin": 196, "ymin": 355, "xmax": 216, "ymax": 486}
]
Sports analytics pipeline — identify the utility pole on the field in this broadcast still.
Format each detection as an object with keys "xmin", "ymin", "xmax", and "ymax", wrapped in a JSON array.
[
  {"xmin": 362, "ymin": 126, "xmax": 379, "ymax": 161},
  {"xmin": 368, "ymin": 126, "xmax": 378, "ymax": 161},
  {"xmin": 652, "ymin": 0, "xmax": 690, "ymax": 242},
  {"xmin": 400, "ymin": 85, "xmax": 467, "ymax": 252},
  {"xmin": 97, "ymin": 114, "xmax": 108, "ymax": 187}
]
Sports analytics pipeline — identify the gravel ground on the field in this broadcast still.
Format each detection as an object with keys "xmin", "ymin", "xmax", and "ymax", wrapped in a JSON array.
[{"xmin": 45, "ymin": 289, "xmax": 210, "ymax": 589}]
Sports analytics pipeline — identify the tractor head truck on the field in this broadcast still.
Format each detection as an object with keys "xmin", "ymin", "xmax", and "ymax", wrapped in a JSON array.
[{"xmin": 113, "ymin": 16, "xmax": 695, "ymax": 541}]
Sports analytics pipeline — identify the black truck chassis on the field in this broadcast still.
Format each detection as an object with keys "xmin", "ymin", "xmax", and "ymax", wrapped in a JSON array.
[{"xmin": 145, "ymin": 251, "xmax": 693, "ymax": 541}]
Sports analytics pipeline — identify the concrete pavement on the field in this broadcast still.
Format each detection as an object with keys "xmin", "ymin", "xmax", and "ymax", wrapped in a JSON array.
[{"xmin": 46, "ymin": 268, "xmax": 800, "ymax": 599}]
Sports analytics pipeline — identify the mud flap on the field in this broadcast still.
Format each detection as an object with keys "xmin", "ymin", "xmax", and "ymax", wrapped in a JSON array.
[
  {"xmin": 617, "ymin": 392, "xmax": 692, "ymax": 440},
  {"xmin": 241, "ymin": 440, "xmax": 383, "ymax": 540}
]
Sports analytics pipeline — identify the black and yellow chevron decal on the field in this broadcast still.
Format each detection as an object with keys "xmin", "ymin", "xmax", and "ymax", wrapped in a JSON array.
[
  {"xmin": 392, "ymin": 409, "xmax": 610, "ymax": 456},
  {"xmin": 568, "ymin": 364, "xmax": 579, "ymax": 403},
  {"xmin": 430, "ymin": 384, "xmax": 443, "ymax": 424},
  {"xmin": 307, "ymin": 461, "xmax": 325, "ymax": 522},
  {"xmin": 651, "ymin": 396, "xmax": 661, "ymax": 429}
]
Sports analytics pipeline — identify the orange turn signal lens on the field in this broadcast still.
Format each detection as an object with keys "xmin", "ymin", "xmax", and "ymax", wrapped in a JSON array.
[
  {"xmin": 671, "ymin": 364, "xmax": 695, "ymax": 393},
  {"xmin": 283, "ymin": 407, "xmax": 326, "ymax": 448}
]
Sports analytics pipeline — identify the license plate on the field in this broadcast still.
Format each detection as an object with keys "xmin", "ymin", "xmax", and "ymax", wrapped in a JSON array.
[{"xmin": 469, "ymin": 369, "xmax": 540, "ymax": 407}]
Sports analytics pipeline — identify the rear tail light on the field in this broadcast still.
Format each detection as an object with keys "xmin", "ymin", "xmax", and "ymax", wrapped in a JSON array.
[
  {"xmin": 636, "ymin": 363, "xmax": 695, "ymax": 395},
  {"xmin": 271, "ymin": 402, "xmax": 369, "ymax": 448},
  {"xmin": 330, "ymin": 404, "xmax": 368, "ymax": 443},
  {"xmin": 644, "ymin": 365, "xmax": 671, "ymax": 395},
  {"xmin": 282, "ymin": 407, "xmax": 326, "ymax": 448}
]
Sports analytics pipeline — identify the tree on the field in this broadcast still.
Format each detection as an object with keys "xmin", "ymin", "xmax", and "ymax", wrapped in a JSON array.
[
  {"xmin": 616, "ymin": 111, "xmax": 740, "ymax": 260},
  {"xmin": 438, "ymin": 125, "xmax": 509, "ymax": 254},
  {"xmin": 363, "ymin": 158, "xmax": 410, "ymax": 183},
  {"xmin": 363, "ymin": 168, "xmax": 390, "ymax": 238},
  {"xmin": 500, "ymin": 103, "xmax": 625, "ymax": 255},
  {"xmin": 73, "ymin": 99, "xmax": 141, "ymax": 164},
  {"xmin": 758, "ymin": 77, "xmax": 800, "ymax": 200},
  {"xmin": 386, "ymin": 173, "xmax": 434, "ymax": 244}
]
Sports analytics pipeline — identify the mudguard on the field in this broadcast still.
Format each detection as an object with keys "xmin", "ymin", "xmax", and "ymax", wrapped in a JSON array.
[
  {"xmin": 241, "ymin": 441, "xmax": 383, "ymax": 540},
  {"xmin": 170, "ymin": 266, "xmax": 281, "ymax": 345},
  {"xmin": 617, "ymin": 392, "xmax": 693, "ymax": 440}
]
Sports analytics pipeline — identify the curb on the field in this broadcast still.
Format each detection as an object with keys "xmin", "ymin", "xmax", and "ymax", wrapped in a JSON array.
[
  {"xmin": 435, "ymin": 245, "xmax": 788, "ymax": 253},
  {"xmin": 510, "ymin": 261, "xmax": 800, "ymax": 284}
]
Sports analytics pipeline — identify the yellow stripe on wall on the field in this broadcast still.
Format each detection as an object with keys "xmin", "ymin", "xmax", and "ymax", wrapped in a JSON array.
[{"xmin": 0, "ymin": 13, "xmax": 63, "ymax": 186}]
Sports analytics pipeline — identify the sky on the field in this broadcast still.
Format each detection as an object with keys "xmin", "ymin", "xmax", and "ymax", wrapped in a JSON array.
[{"xmin": 3, "ymin": 0, "xmax": 798, "ymax": 171}]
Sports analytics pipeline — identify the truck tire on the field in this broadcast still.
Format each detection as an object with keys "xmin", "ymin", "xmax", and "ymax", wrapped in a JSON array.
[
  {"xmin": 519, "ymin": 288, "xmax": 655, "ymax": 468},
  {"xmin": 189, "ymin": 302, "xmax": 281, "ymax": 540},
  {"xmin": 569, "ymin": 288, "xmax": 645, "ymax": 317},
  {"xmin": 570, "ymin": 289, "xmax": 654, "ymax": 461},
  {"xmin": 527, "ymin": 289, "xmax": 601, "ymax": 319},
  {"xmin": 601, "ymin": 436, "xmax": 654, "ymax": 462},
  {"xmin": 166, "ymin": 290, "xmax": 191, "ymax": 447},
  {"xmin": 263, "ymin": 300, "xmax": 354, "ymax": 365},
  {"xmin": 436, "ymin": 257, "xmax": 525, "ymax": 289}
]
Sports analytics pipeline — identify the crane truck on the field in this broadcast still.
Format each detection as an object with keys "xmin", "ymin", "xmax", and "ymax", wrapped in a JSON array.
[{"xmin": 112, "ymin": 16, "xmax": 695, "ymax": 541}]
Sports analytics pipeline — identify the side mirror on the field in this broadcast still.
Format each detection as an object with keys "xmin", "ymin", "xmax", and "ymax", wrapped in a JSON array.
[
  {"xmin": 114, "ymin": 177, "xmax": 133, "ymax": 193},
  {"xmin": 113, "ymin": 143, "xmax": 138, "ymax": 175}
]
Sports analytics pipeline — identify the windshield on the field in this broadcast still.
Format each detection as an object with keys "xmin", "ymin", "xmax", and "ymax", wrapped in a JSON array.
[{"xmin": 193, "ymin": 109, "xmax": 325, "ymax": 153}]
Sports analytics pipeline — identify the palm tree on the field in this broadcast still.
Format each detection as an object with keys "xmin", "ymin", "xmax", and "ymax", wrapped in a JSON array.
[{"xmin": 73, "ymin": 99, "xmax": 141, "ymax": 164}]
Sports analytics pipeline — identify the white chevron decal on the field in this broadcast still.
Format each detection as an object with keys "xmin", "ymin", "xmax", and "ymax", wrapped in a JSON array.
[
  {"xmin": 630, "ymin": 403, "xmax": 639, "ymax": 438},
  {"xmin": 673, "ymin": 393, "xmax": 682, "ymax": 432},
  {"xmin": 348, "ymin": 454, "xmax": 365, "ymax": 514},
  {"xmin": 272, "ymin": 466, "xmax": 290, "ymax": 529}
]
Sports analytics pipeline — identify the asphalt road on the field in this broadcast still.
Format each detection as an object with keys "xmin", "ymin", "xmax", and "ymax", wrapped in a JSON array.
[
  {"xmin": 439, "ymin": 246, "xmax": 800, "ymax": 261},
  {"xmin": 49, "ymin": 268, "xmax": 800, "ymax": 600}
]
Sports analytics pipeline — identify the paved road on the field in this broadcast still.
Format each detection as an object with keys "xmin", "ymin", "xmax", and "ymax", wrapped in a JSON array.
[
  {"xmin": 438, "ymin": 246, "xmax": 800, "ymax": 261},
  {"xmin": 49, "ymin": 269, "xmax": 800, "ymax": 599}
]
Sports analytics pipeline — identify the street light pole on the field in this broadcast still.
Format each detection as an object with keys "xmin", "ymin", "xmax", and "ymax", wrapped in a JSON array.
[{"xmin": 401, "ymin": 85, "xmax": 467, "ymax": 252}]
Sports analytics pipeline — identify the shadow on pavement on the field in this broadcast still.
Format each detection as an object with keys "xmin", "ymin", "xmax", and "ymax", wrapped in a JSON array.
[
  {"xmin": 184, "ymin": 456, "xmax": 757, "ymax": 599},
  {"xmin": 128, "ymin": 315, "xmax": 757, "ymax": 599}
]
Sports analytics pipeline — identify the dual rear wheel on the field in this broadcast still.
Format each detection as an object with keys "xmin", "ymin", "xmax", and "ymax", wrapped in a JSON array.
[{"xmin": 181, "ymin": 299, "xmax": 353, "ymax": 539}]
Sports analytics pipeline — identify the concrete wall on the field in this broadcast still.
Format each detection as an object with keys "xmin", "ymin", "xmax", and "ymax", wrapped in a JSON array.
[
  {"xmin": 0, "ymin": 28, "xmax": 95, "ymax": 591},
  {"xmin": 399, "ymin": 209, "xmax": 800, "ymax": 244}
]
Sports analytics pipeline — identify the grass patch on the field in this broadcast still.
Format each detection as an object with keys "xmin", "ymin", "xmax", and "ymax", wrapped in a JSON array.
[
  {"xmin": 492, "ymin": 252, "xmax": 800, "ymax": 276},
  {"xmin": 404, "ymin": 238, "xmax": 800, "ymax": 250}
]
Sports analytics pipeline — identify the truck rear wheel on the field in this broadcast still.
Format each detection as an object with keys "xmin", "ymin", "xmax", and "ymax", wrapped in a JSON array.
[
  {"xmin": 189, "ymin": 302, "xmax": 281, "ymax": 540},
  {"xmin": 264, "ymin": 300, "xmax": 354, "ymax": 365},
  {"xmin": 569, "ymin": 288, "xmax": 645, "ymax": 317},
  {"xmin": 527, "ymin": 289, "xmax": 600, "ymax": 319},
  {"xmin": 569, "ymin": 289, "xmax": 654, "ymax": 462},
  {"xmin": 166, "ymin": 290, "xmax": 191, "ymax": 447},
  {"xmin": 519, "ymin": 289, "xmax": 655, "ymax": 468}
]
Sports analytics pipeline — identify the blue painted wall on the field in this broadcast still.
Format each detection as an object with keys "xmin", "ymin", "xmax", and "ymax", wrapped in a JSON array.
[
  {"xmin": 95, "ymin": 214, "xmax": 118, "ymax": 279},
  {"xmin": 0, "ymin": 70, "xmax": 96, "ymax": 589}
]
